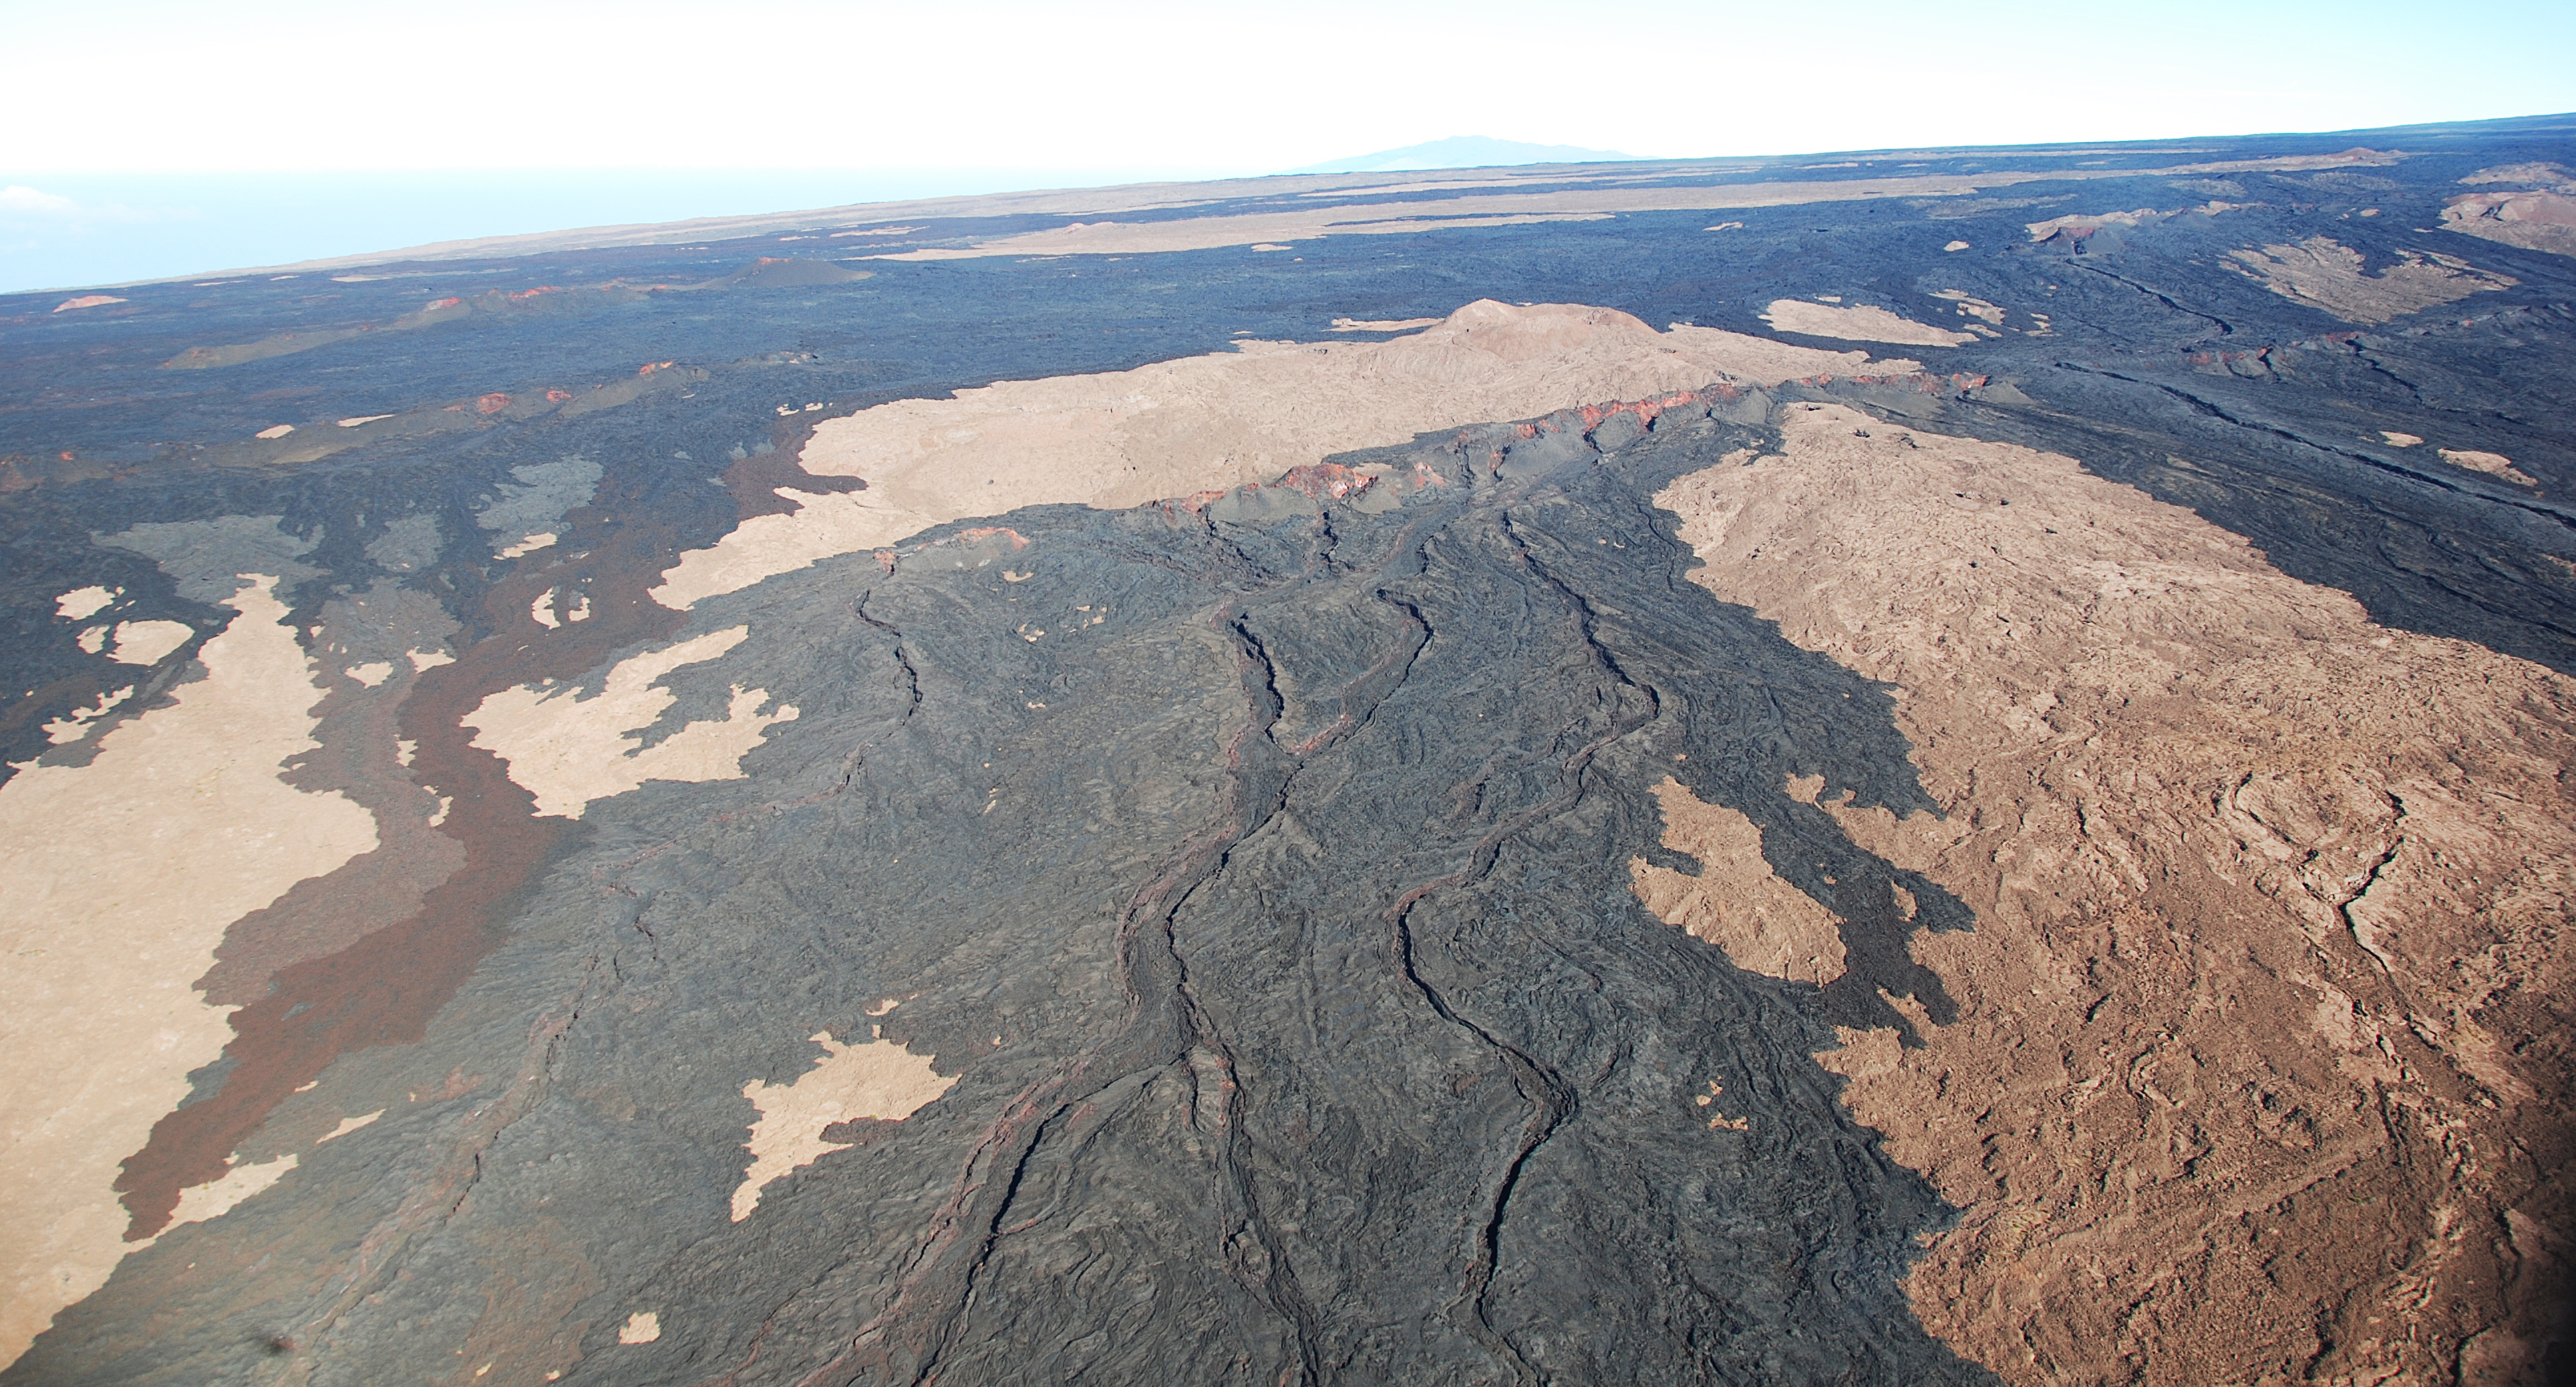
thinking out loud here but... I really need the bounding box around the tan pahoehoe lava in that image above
[229,149,2396,276]
[462,627,800,819]
[2022,202,2239,242]
[2444,163,2576,259]
[651,300,1921,610]
[1630,776,1847,985]
[0,577,379,1367]
[732,1028,957,1221]
[2439,448,2539,486]
[54,587,115,621]
[1760,299,1975,347]
[1329,317,1443,332]
[850,154,2402,264]
[163,1153,297,1231]
[1654,402,2574,1385]
[104,620,192,666]
[2225,235,2515,323]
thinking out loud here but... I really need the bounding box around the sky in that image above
[4,0,2573,290]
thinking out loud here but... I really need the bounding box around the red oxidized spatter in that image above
[1166,490,1230,518]
[1275,464,1374,500]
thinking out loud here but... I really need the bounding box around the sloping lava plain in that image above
[3,114,2573,1386]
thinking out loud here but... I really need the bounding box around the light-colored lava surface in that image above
[1762,299,1977,346]
[2225,235,2515,323]
[2440,449,2540,486]
[1655,402,2574,1385]
[53,587,114,621]
[0,576,378,1364]
[842,154,2404,265]
[163,1152,297,1232]
[218,149,2402,277]
[103,619,191,666]
[1632,775,1848,985]
[2444,164,2576,259]
[732,1028,957,1222]
[651,300,1921,610]
[462,626,800,819]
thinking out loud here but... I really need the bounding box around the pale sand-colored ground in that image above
[42,689,130,745]
[1630,774,1848,985]
[651,301,1919,611]
[1654,403,2573,1384]
[2381,430,2424,447]
[2464,163,2575,189]
[1928,290,2005,327]
[856,154,2402,264]
[2022,202,2237,242]
[876,208,1617,258]
[164,1153,297,1231]
[1760,299,1975,347]
[315,1110,380,1143]
[106,619,192,665]
[1329,317,1442,332]
[234,150,2395,277]
[0,577,379,1367]
[2225,236,2515,324]
[54,587,114,621]
[462,627,799,820]
[2440,448,2539,486]
[732,1028,957,1221]
[2446,164,2576,259]
[2026,207,2163,240]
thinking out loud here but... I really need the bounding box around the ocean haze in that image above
[9,138,1644,293]
[0,167,1233,294]
[1287,136,1645,174]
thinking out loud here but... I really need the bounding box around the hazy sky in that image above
[7,0,2572,174]
[3,0,2571,291]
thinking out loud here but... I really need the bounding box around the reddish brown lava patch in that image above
[1576,388,1706,431]
[113,474,699,1239]
[1275,463,1374,500]
[722,412,869,524]
[193,684,462,1004]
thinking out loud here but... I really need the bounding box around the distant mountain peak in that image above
[1285,135,1643,176]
